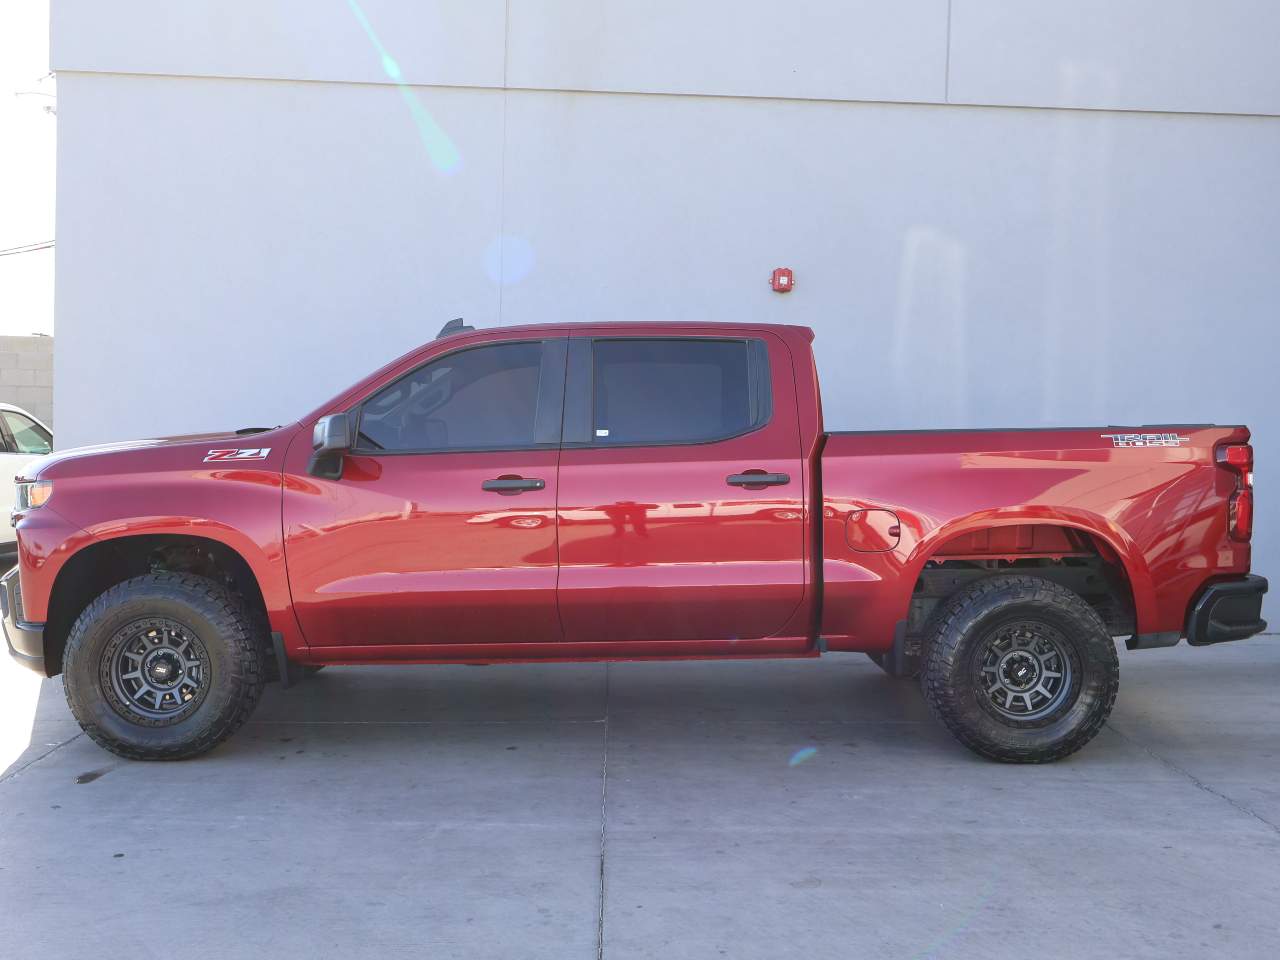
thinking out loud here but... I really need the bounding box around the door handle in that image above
[726,472,790,488]
[482,477,546,493]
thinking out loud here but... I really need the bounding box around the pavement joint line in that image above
[244,718,932,725]
[596,663,611,960]
[0,732,84,785]
[247,718,610,725]
[1108,724,1280,838]
[595,718,933,725]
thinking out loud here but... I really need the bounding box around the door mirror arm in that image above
[308,413,353,479]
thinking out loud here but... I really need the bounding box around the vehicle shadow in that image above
[250,656,931,725]
[3,654,938,778]
[8,638,1279,772]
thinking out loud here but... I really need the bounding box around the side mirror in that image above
[307,413,352,479]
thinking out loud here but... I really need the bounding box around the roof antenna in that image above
[436,317,474,339]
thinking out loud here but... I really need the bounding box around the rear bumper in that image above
[1186,575,1269,646]
[1,564,46,675]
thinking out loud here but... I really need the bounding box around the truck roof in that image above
[306,320,816,424]
[436,320,816,340]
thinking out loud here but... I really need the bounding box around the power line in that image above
[0,241,54,258]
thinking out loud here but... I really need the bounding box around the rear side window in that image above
[590,338,771,445]
[1,412,52,455]
[356,340,562,452]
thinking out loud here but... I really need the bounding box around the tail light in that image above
[1216,444,1254,542]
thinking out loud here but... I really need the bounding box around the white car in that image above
[0,403,53,565]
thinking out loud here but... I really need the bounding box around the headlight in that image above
[15,480,53,511]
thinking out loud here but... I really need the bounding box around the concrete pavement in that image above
[2,638,1278,959]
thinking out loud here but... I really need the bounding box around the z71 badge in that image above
[1100,433,1189,448]
[204,448,272,462]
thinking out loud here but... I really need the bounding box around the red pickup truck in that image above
[3,321,1267,763]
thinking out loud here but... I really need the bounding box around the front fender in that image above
[17,468,297,647]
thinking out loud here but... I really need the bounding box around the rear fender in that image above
[820,505,1154,652]
[906,508,1155,629]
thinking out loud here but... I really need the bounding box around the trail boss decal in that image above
[204,448,272,462]
[1100,433,1190,448]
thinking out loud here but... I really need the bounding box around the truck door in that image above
[282,337,567,649]
[556,332,807,645]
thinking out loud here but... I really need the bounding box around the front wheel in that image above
[62,573,265,760]
[920,575,1118,763]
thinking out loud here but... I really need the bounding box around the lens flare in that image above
[346,0,462,174]
[788,746,818,767]
[909,879,996,959]
[484,234,537,286]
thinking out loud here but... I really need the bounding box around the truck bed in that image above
[817,424,1251,651]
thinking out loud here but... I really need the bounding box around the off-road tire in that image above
[920,575,1119,763]
[62,573,265,760]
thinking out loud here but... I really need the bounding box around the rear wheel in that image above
[920,575,1118,763]
[62,573,265,760]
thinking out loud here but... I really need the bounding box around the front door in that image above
[556,332,807,645]
[283,337,567,650]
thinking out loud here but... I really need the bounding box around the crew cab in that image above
[2,321,1267,762]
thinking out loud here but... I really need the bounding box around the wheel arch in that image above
[42,532,272,677]
[905,509,1156,633]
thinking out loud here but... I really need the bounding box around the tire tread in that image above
[920,574,1119,763]
[62,572,265,761]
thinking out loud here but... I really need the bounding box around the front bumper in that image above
[1,564,46,675]
[1187,575,1269,646]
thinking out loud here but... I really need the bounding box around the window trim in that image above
[562,336,775,450]
[349,338,568,456]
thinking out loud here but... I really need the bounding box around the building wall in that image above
[51,2,1280,598]
[0,336,53,427]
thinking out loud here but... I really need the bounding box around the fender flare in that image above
[902,507,1157,632]
[59,518,299,642]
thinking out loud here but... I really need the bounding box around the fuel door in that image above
[845,508,901,553]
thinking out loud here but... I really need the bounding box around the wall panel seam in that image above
[48,70,1280,122]
[944,0,953,103]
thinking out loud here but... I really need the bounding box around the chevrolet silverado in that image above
[3,321,1267,762]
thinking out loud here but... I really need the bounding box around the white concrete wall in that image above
[0,336,53,426]
[52,2,1280,597]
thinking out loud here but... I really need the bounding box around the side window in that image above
[1,412,52,455]
[590,338,772,445]
[356,341,556,452]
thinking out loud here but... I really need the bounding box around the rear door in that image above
[556,332,807,645]
[283,337,567,650]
